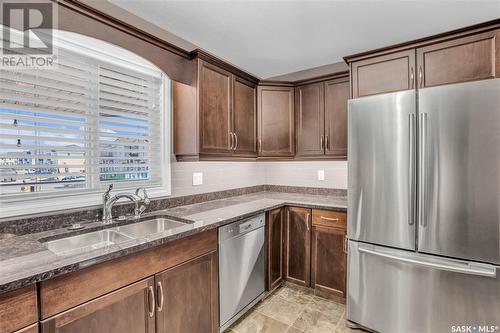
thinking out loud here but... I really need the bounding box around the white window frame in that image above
[0,30,171,218]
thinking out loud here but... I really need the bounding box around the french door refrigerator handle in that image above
[408,113,415,225]
[419,112,428,227]
[357,245,496,278]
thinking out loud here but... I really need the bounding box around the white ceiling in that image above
[109,0,500,79]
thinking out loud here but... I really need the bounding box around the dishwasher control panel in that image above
[218,214,265,241]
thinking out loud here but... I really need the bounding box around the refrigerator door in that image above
[347,240,499,333]
[418,79,500,264]
[348,90,416,250]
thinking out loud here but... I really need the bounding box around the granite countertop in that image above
[0,191,346,294]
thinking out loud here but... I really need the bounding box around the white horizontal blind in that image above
[0,45,164,200]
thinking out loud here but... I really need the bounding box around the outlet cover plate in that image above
[318,170,325,181]
[192,172,203,186]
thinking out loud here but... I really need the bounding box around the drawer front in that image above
[312,209,346,229]
[0,285,38,333]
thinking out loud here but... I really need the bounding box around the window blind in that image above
[0,46,164,199]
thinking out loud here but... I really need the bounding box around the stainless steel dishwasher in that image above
[219,214,265,331]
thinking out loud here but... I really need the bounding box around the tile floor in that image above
[225,284,366,333]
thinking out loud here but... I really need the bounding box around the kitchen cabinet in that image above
[257,85,295,158]
[0,284,38,333]
[350,49,416,98]
[199,60,232,155]
[311,225,347,298]
[416,30,500,88]
[41,278,155,333]
[284,207,311,286]
[13,324,38,333]
[295,82,325,157]
[266,208,284,292]
[295,74,349,159]
[155,251,218,333]
[173,58,258,161]
[325,77,349,158]
[232,76,257,157]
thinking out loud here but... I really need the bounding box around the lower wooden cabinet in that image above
[13,323,38,333]
[41,278,155,333]
[0,284,38,333]
[284,207,311,286]
[266,208,284,291]
[155,251,218,333]
[311,225,347,298]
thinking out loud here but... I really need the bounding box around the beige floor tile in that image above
[232,312,290,333]
[292,308,339,333]
[275,285,314,305]
[307,295,344,324]
[285,326,307,333]
[256,293,305,325]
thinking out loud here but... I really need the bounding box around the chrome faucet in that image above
[102,185,150,223]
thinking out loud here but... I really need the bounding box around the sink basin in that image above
[117,218,186,238]
[45,230,133,255]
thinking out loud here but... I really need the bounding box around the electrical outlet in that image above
[318,170,325,181]
[192,172,203,186]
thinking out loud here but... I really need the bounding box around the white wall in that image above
[170,160,347,197]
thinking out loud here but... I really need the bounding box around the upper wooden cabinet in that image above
[351,49,416,98]
[173,59,258,161]
[257,85,295,158]
[416,30,500,88]
[295,82,325,157]
[199,61,232,155]
[295,74,349,159]
[347,23,500,98]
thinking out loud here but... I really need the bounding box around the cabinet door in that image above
[311,226,347,298]
[351,49,416,98]
[295,82,325,157]
[41,278,155,333]
[284,207,311,286]
[267,208,284,292]
[324,77,349,158]
[13,324,38,333]
[233,76,257,157]
[257,86,295,157]
[0,285,37,333]
[199,60,232,155]
[155,251,218,333]
[416,30,500,88]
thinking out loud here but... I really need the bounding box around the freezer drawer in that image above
[347,241,499,333]
[418,78,500,264]
[348,90,416,250]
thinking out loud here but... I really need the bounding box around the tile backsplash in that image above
[170,160,347,197]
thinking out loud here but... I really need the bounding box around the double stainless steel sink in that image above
[44,217,187,255]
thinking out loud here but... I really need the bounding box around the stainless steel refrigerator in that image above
[347,79,500,333]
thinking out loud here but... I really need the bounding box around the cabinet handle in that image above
[306,213,310,231]
[320,135,324,150]
[229,132,233,150]
[418,66,423,88]
[410,67,414,89]
[320,216,339,221]
[147,285,155,318]
[234,133,238,150]
[258,139,262,152]
[156,281,164,312]
[325,135,329,150]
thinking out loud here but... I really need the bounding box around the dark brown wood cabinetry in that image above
[257,85,295,158]
[155,252,218,333]
[295,83,325,157]
[266,208,284,292]
[295,74,349,159]
[284,207,311,286]
[199,61,232,155]
[41,278,155,333]
[416,30,500,88]
[174,59,257,160]
[347,23,500,98]
[0,285,38,333]
[350,49,416,98]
